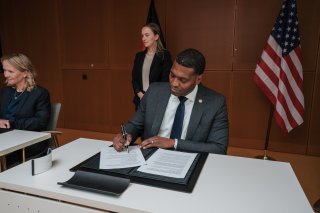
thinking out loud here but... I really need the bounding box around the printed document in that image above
[99,146,146,169]
[137,149,197,178]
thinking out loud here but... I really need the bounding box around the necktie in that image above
[170,96,187,139]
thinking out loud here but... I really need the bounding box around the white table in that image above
[0,130,51,171]
[0,138,314,213]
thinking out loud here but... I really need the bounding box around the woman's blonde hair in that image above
[1,53,37,92]
[143,23,165,53]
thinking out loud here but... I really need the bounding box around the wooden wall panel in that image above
[234,0,281,70]
[108,69,135,133]
[166,0,235,70]
[58,0,108,69]
[234,0,320,71]
[202,72,232,100]
[230,71,270,149]
[308,44,320,156]
[108,0,149,70]
[230,71,314,154]
[201,71,232,118]
[298,0,320,71]
[63,70,110,132]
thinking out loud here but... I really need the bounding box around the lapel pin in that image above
[198,99,203,103]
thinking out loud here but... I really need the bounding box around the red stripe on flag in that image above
[281,57,304,117]
[276,84,298,128]
[258,57,279,86]
[274,109,290,133]
[265,42,281,66]
[284,50,303,91]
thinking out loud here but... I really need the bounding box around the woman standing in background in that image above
[131,23,172,110]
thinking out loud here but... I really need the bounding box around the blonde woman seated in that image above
[0,53,50,167]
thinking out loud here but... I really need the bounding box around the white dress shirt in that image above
[158,85,198,148]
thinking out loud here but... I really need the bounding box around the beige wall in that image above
[1,0,319,155]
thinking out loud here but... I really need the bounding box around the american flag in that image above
[254,0,304,133]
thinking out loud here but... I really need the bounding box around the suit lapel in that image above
[149,54,159,80]
[151,86,171,135]
[186,85,205,140]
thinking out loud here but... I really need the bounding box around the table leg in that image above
[22,148,26,162]
[0,156,6,171]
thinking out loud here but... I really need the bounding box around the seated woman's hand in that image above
[0,119,10,128]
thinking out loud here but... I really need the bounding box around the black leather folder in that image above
[58,170,130,196]
[70,148,208,193]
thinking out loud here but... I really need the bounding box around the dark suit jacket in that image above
[131,49,172,108]
[0,85,50,131]
[126,82,229,154]
[0,85,51,166]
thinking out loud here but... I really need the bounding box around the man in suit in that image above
[113,48,228,154]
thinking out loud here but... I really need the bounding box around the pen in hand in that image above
[121,124,129,153]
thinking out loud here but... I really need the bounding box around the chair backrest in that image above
[47,103,61,131]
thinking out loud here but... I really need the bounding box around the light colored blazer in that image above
[126,82,229,154]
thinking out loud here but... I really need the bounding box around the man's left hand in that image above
[139,136,175,149]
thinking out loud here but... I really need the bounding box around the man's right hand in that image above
[112,133,132,152]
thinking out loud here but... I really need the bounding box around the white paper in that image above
[137,149,197,178]
[99,146,146,169]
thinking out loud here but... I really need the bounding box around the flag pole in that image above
[256,103,275,160]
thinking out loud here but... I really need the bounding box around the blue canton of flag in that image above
[271,0,300,56]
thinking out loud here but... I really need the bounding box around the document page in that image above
[99,146,146,169]
[137,149,197,178]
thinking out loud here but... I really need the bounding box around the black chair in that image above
[44,103,62,148]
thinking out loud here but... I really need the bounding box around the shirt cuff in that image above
[174,139,178,149]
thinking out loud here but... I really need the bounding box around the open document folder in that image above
[100,146,197,179]
[70,146,208,192]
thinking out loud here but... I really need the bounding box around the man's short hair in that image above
[175,48,206,75]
